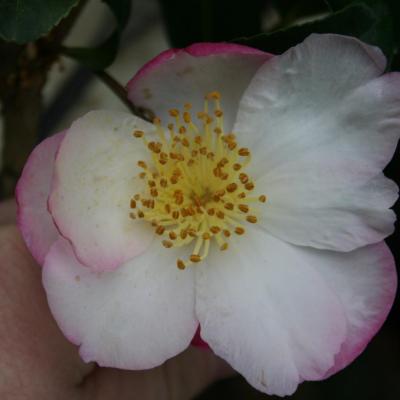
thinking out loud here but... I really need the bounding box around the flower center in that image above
[130,91,266,269]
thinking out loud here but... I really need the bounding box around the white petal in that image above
[16,132,64,264]
[49,110,155,271]
[235,34,387,154]
[43,238,197,369]
[258,173,398,251]
[127,43,271,131]
[195,229,347,396]
[234,34,400,250]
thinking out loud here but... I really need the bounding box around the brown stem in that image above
[94,70,155,122]
[0,42,47,198]
[0,1,87,199]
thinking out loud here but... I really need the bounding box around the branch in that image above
[94,70,155,122]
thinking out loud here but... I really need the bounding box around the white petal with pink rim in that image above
[43,237,197,369]
[127,42,272,131]
[49,110,156,272]
[235,34,400,252]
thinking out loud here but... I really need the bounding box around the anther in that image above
[259,195,267,203]
[133,130,144,138]
[130,199,136,209]
[156,225,165,235]
[216,210,225,219]
[238,204,249,213]
[246,215,258,223]
[245,182,255,191]
[169,109,179,117]
[190,254,202,263]
[223,229,231,237]
[233,163,242,171]
[239,173,249,184]
[210,226,221,234]
[169,231,177,240]
[177,259,186,270]
[160,178,168,188]
[224,202,234,210]
[207,91,221,100]
[188,228,197,237]
[235,227,245,235]
[226,183,238,193]
[238,148,250,156]
[162,240,173,248]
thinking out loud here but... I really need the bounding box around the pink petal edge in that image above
[16,132,65,265]
[325,242,397,378]
[126,42,270,97]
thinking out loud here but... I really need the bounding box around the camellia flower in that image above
[16,34,399,396]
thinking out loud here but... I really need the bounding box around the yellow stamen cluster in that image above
[129,91,267,269]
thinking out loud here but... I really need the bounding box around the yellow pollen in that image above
[162,240,173,248]
[190,254,202,263]
[235,227,245,235]
[133,130,144,138]
[223,229,231,237]
[169,109,179,117]
[129,92,266,269]
[238,148,250,156]
[238,204,249,213]
[259,195,267,203]
[246,215,258,223]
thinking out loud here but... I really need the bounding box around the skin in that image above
[0,200,233,400]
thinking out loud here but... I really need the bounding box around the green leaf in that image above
[323,1,395,57]
[359,2,394,58]
[62,31,119,71]
[61,0,131,70]
[0,0,79,43]
[158,0,265,47]
[235,4,377,54]
[323,0,353,11]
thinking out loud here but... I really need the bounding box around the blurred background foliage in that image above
[0,0,399,398]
